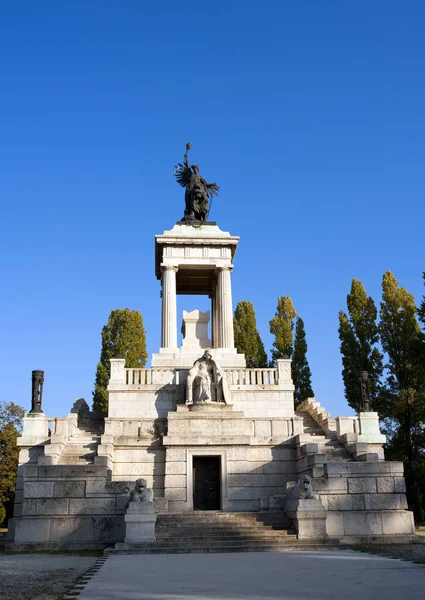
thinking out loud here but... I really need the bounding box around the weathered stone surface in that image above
[343,511,382,535]
[49,516,94,541]
[228,487,252,501]
[68,498,116,515]
[227,461,249,474]
[165,448,186,461]
[394,477,407,493]
[54,481,85,498]
[247,448,272,461]
[23,498,69,516]
[389,462,404,475]
[24,482,54,498]
[114,463,161,477]
[165,461,186,475]
[326,511,344,536]
[376,477,395,494]
[364,493,408,511]
[325,462,391,477]
[348,478,377,494]
[114,449,165,463]
[164,488,186,501]
[86,479,109,496]
[381,510,415,535]
[22,465,38,479]
[226,447,248,461]
[324,494,365,511]
[164,474,186,488]
[14,517,51,542]
[254,421,271,437]
[37,466,63,479]
[314,479,348,493]
[271,420,289,436]
[60,465,108,478]
[92,516,125,541]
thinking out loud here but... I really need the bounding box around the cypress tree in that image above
[379,271,425,521]
[338,279,383,412]
[93,308,148,412]
[233,300,268,368]
[269,296,296,363]
[292,317,314,406]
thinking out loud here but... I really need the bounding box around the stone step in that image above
[157,532,296,540]
[156,513,292,526]
[156,521,292,529]
[158,512,288,519]
[156,521,291,529]
[152,537,297,548]
[156,523,292,531]
[109,540,338,555]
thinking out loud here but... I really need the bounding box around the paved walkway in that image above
[76,549,425,600]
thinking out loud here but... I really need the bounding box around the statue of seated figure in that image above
[186,350,231,405]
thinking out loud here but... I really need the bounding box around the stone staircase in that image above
[58,416,104,465]
[296,411,351,463]
[111,512,325,554]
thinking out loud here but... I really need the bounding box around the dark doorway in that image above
[193,456,221,510]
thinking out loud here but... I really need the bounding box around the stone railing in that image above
[109,358,293,389]
[125,368,185,386]
[224,368,277,386]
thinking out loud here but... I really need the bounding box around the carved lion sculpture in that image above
[287,474,316,500]
[126,478,154,503]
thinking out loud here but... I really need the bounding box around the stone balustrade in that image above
[125,368,185,386]
[225,368,277,386]
[121,367,279,388]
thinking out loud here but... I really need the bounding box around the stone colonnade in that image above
[160,264,234,350]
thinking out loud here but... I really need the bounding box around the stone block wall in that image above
[316,462,415,538]
[12,464,132,549]
[164,444,297,513]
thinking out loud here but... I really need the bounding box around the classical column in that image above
[216,266,234,349]
[161,265,178,348]
[211,293,219,349]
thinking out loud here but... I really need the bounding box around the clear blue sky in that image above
[1,1,424,418]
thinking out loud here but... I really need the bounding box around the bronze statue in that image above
[174,143,220,223]
[359,370,371,412]
[30,370,44,413]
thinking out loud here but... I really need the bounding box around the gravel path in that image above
[0,553,99,600]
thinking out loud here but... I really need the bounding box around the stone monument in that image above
[8,145,417,550]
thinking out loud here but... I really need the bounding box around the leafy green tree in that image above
[379,271,425,521]
[338,279,383,412]
[269,296,296,363]
[233,300,268,368]
[0,401,25,526]
[292,317,314,406]
[93,309,148,412]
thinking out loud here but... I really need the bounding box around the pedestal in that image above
[286,498,328,539]
[124,502,157,543]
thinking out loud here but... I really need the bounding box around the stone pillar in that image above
[124,502,157,543]
[216,266,234,349]
[211,293,219,349]
[109,358,126,386]
[286,498,328,539]
[161,265,178,349]
[276,358,293,385]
